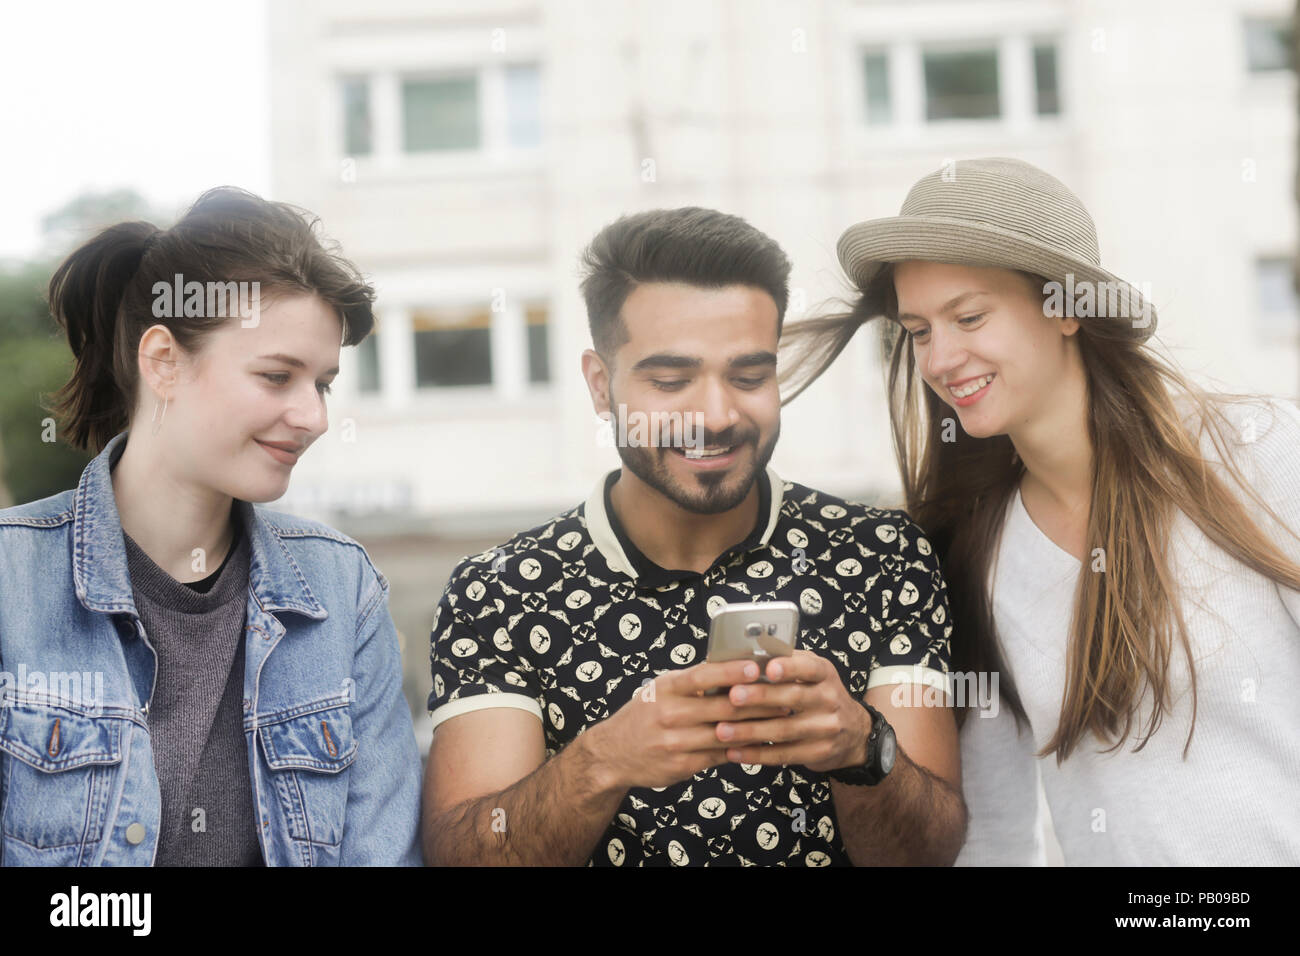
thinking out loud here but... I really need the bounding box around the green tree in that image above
[0,189,165,504]
[0,264,88,505]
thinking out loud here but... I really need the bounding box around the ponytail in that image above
[47,221,161,453]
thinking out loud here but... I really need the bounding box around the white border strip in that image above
[584,471,640,578]
[867,664,953,700]
[757,466,784,545]
[429,692,543,733]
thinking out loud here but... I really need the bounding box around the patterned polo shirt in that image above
[428,467,954,866]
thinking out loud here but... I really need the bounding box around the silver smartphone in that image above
[703,600,799,693]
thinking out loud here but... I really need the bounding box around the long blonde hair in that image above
[780,264,1300,761]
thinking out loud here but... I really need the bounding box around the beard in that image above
[608,384,779,516]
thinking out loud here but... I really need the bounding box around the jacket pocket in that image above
[257,702,356,848]
[0,700,126,850]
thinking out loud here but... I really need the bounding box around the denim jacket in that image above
[0,431,422,865]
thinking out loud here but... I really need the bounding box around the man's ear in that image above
[581,348,613,415]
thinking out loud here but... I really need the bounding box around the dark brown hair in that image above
[47,186,375,453]
[780,262,1300,761]
[578,207,791,361]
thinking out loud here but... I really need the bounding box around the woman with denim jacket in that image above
[0,188,422,865]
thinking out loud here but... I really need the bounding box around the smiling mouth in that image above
[948,373,995,399]
[674,445,735,460]
[256,440,301,465]
[665,441,751,470]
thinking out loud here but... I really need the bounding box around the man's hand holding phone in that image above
[712,649,872,774]
[583,659,792,791]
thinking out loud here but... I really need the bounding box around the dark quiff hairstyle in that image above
[578,207,792,360]
[47,186,376,453]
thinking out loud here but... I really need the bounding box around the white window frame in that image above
[330,59,543,180]
[320,14,545,182]
[334,266,556,416]
[838,1,1067,153]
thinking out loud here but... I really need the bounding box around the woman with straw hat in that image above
[780,157,1300,865]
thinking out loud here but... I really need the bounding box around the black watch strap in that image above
[827,700,894,786]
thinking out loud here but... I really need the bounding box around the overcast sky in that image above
[0,0,271,260]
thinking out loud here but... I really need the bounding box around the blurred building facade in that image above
[267,0,1298,534]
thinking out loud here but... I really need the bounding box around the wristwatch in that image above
[826,701,896,785]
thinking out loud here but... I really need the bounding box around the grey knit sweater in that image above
[123,517,263,866]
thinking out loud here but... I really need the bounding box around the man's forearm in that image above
[424,727,628,866]
[831,745,968,866]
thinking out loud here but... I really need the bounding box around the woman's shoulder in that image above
[1178,393,1300,471]
[0,494,78,613]
[0,489,76,534]
[1175,395,1300,536]
[251,505,388,593]
[254,504,362,547]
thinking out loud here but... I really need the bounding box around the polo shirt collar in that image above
[584,465,784,582]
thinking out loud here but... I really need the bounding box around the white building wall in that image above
[267,0,1300,529]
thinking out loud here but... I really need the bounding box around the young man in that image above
[422,208,966,866]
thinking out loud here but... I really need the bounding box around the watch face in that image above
[880,728,897,773]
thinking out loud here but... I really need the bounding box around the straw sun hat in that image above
[836,157,1157,340]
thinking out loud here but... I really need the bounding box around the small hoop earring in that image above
[151,396,169,436]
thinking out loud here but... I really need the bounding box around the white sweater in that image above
[955,397,1300,866]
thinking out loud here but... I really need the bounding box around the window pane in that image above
[1244,18,1292,72]
[506,63,542,147]
[923,48,999,120]
[1033,43,1059,115]
[863,51,891,125]
[1256,258,1299,338]
[402,76,480,152]
[412,306,492,386]
[355,333,380,393]
[526,306,550,383]
[414,328,492,385]
[342,77,372,156]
